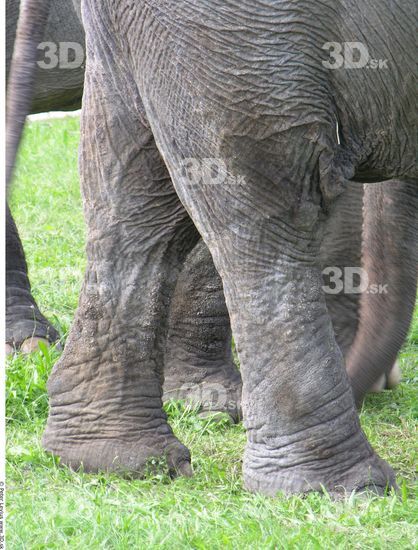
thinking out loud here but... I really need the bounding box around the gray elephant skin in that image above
[6,0,242,421]
[6,0,416,400]
[41,0,416,496]
[7,0,418,496]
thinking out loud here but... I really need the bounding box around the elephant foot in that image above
[163,360,242,422]
[370,361,401,393]
[6,336,52,356]
[244,453,396,498]
[5,343,14,355]
[6,305,60,353]
[243,430,396,497]
[21,336,52,353]
[42,427,192,478]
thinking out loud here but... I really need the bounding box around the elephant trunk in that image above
[346,181,418,405]
[6,0,52,189]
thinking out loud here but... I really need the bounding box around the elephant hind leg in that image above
[320,185,363,358]
[145,112,396,495]
[42,23,198,477]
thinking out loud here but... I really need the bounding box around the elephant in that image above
[167,184,417,409]
[6,0,415,406]
[6,0,85,353]
[6,0,242,419]
[7,0,417,495]
[38,0,416,496]
[6,0,84,111]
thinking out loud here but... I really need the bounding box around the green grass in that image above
[7,117,418,549]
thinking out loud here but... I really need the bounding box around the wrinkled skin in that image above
[6,2,412,414]
[6,0,242,418]
[40,0,417,496]
[171,184,416,408]
[164,241,242,421]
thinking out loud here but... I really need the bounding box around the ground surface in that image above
[6,117,418,549]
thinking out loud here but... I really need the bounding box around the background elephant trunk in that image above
[6,0,52,188]
[346,181,418,405]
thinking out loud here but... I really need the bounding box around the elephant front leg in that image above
[164,240,242,422]
[42,57,196,477]
[6,202,59,353]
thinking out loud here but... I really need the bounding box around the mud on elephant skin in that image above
[6,0,241,419]
[6,0,239,413]
[39,0,417,496]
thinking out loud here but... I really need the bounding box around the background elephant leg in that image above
[321,186,363,357]
[6,202,59,353]
[346,181,418,405]
[163,239,242,421]
[42,30,198,476]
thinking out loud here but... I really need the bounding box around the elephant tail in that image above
[6,0,52,190]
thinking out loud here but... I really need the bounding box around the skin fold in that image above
[7,0,417,495]
[6,0,411,401]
